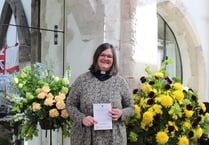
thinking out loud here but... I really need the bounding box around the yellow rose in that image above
[47,93,54,99]
[37,92,47,99]
[32,103,41,112]
[44,98,55,106]
[49,108,59,118]
[55,93,66,102]
[61,109,69,119]
[41,86,50,93]
[56,101,65,110]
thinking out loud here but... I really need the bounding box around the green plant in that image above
[126,59,209,145]
[6,63,71,140]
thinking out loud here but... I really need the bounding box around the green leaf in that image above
[145,66,152,75]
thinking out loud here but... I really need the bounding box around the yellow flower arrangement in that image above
[6,63,71,140]
[126,59,209,145]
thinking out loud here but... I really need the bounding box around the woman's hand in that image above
[82,116,97,127]
[110,108,122,121]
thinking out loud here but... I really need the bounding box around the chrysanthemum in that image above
[173,90,184,102]
[159,95,173,107]
[140,97,148,108]
[142,111,154,123]
[126,59,209,145]
[200,103,206,112]
[134,105,141,118]
[184,109,194,118]
[149,104,163,115]
[195,127,203,139]
[154,72,164,78]
[178,136,189,145]
[205,113,209,122]
[156,131,169,144]
[183,120,191,130]
[173,82,183,91]
[142,84,152,94]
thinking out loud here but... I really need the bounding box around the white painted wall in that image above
[40,0,65,77]
[181,0,209,102]
[65,0,107,84]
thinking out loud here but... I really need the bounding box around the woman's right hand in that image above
[82,116,97,127]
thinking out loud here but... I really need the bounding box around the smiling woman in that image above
[66,43,135,145]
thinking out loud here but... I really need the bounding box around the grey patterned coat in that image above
[66,72,134,145]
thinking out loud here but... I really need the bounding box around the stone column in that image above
[119,0,137,90]
[119,0,158,90]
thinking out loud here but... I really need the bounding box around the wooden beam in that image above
[0,0,31,62]
[31,0,41,63]
[0,2,12,47]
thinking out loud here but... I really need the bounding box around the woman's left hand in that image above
[110,108,122,121]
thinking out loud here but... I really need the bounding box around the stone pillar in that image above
[119,0,137,90]
[119,0,158,90]
[102,0,120,46]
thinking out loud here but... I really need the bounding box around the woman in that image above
[66,43,134,145]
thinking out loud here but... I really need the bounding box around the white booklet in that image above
[93,103,112,130]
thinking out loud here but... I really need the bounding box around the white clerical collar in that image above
[100,71,106,74]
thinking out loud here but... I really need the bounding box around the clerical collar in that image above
[91,70,112,81]
[100,71,106,74]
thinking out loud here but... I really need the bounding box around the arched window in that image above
[157,14,182,80]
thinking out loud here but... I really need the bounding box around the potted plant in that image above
[126,59,209,145]
[6,63,71,140]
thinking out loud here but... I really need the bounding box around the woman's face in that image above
[97,48,113,72]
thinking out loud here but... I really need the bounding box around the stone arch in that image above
[157,1,206,100]
[0,0,31,62]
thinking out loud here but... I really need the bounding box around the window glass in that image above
[158,14,182,80]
